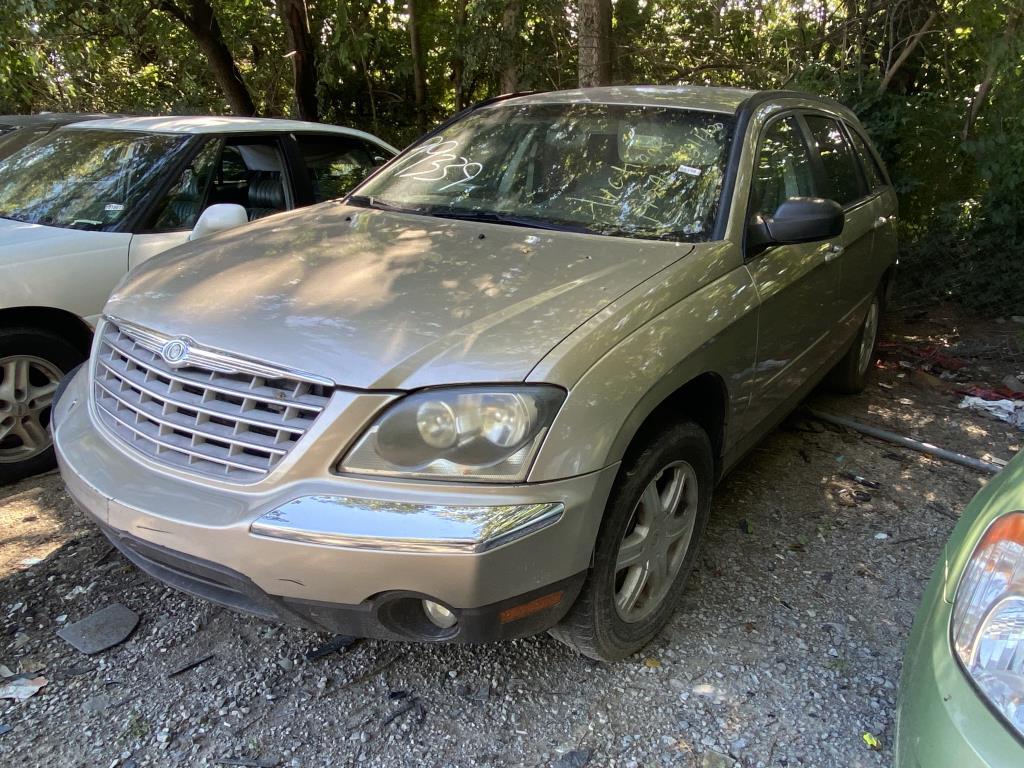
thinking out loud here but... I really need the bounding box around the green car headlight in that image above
[338,386,565,482]
[952,511,1024,739]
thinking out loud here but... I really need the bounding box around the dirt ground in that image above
[1,306,1022,768]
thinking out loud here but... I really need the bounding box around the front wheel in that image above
[549,421,713,661]
[0,328,86,485]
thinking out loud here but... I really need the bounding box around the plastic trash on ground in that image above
[959,395,1024,430]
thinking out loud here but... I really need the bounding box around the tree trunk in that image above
[500,0,522,93]
[408,0,428,132]
[962,6,1021,140]
[278,0,318,122]
[578,0,612,87]
[877,9,938,95]
[155,0,257,115]
[451,0,467,109]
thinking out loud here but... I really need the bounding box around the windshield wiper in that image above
[593,226,695,242]
[347,197,594,234]
[346,194,423,214]
[428,210,595,234]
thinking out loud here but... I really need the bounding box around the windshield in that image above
[0,128,191,231]
[353,102,733,241]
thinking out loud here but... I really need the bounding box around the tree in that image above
[278,0,318,121]
[500,0,522,93]
[407,0,429,133]
[153,0,257,115]
[451,0,469,109]
[578,0,612,87]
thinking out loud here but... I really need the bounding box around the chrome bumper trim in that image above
[250,496,565,553]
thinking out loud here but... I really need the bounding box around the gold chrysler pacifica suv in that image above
[53,86,897,661]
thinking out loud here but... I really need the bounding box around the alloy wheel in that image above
[857,300,880,375]
[0,355,63,464]
[613,460,700,623]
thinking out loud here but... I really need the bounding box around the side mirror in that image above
[188,203,249,241]
[747,197,844,252]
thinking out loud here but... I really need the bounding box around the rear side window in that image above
[296,135,387,203]
[804,114,864,206]
[749,116,816,219]
[208,139,289,221]
[847,128,886,190]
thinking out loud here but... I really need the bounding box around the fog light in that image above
[422,600,457,629]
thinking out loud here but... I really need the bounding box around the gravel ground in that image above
[1,309,1021,768]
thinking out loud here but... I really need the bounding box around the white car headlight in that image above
[952,511,1024,738]
[338,386,565,481]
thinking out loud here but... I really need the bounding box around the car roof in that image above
[64,115,393,146]
[501,85,859,121]
[0,113,115,129]
[509,85,756,113]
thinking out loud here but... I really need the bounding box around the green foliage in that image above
[1,0,1022,312]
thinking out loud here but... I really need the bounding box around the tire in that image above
[0,328,87,485]
[826,291,881,395]
[549,421,714,661]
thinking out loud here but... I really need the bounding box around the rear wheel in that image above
[827,292,881,394]
[0,328,86,485]
[549,421,713,661]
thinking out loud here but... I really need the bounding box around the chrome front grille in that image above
[92,319,331,482]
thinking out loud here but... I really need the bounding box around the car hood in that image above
[0,217,128,266]
[107,205,694,390]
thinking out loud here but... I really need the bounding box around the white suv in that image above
[0,116,396,482]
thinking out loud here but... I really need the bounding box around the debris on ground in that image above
[553,748,594,768]
[56,603,139,654]
[215,756,279,767]
[957,384,1024,401]
[166,652,216,678]
[811,408,1003,474]
[1002,374,1024,394]
[840,471,881,489]
[0,675,48,701]
[700,750,735,768]
[959,395,1024,430]
[304,634,357,661]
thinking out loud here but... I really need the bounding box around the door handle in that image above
[824,244,844,263]
[873,215,889,229]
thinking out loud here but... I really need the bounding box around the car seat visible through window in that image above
[246,172,285,220]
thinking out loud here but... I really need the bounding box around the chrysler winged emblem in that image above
[160,338,191,367]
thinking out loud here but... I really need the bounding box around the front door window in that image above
[749,116,816,219]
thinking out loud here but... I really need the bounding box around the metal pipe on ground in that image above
[807,408,1002,476]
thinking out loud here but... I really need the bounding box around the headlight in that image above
[338,386,565,481]
[952,511,1024,738]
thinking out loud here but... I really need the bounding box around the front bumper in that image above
[54,368,616,641]
[895,556,1023,767]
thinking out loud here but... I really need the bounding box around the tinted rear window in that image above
[847,128,886,190]
[805,115,864,206]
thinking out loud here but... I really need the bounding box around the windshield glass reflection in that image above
[354,103,734,242]
[0,129,190,231]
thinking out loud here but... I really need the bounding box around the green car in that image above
[896,450,1024,766]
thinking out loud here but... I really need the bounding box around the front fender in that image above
[527,253,758,483]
